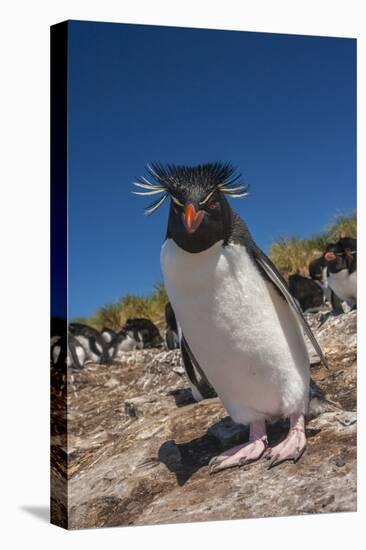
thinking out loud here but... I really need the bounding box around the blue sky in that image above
[67,20,356,319]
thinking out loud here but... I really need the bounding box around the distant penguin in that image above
[68,323,111,364]
[324,238,357,309]
[309,255,344,314]
[113,329,144,355]
[134,162,328,472]
[122,318,163,348]
[164,302,180,350]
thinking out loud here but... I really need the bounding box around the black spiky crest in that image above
[132,162,249,215]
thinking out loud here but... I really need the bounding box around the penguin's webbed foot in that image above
[209,420,267,474]
[265,412,306,469]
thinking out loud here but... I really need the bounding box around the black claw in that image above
[268,454,281,469]
[293,446,306,463]
[208,460,221,474]
[209,460,235,474]
[293,446,301,463]
[268,446,307,469]
[208,456,229,474]
[208,456,218,468]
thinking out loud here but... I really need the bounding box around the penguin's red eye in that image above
[207,200,218,210]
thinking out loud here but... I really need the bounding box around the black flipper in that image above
[180,333,217,401]
[250,245,329,369]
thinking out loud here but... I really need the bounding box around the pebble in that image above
[336,412,357,427]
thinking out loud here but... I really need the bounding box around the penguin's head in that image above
[324,241,342,262]
[133,163,249,252]
[324,242,356,273]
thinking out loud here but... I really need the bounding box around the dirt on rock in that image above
[51,310,357,529]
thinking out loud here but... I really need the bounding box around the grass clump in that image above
[74,283,169,331]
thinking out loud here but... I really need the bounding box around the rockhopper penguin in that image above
[308,256,344,315]
[134,163,328,471]
[324,238,357,309]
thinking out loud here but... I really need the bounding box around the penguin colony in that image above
[134,162,355,472]
[51,317,164,370]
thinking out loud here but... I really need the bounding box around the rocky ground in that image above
[51,310,357,529]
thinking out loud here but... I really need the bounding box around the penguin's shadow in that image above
[158,418,321,486]
[158,433,221,486]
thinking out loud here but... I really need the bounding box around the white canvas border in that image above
[0,1,364,548]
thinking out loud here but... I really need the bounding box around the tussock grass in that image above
[74,212,356,330]
[74,283,169,331]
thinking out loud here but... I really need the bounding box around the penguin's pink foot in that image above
[209,420,267,474]
[265,413,306,469]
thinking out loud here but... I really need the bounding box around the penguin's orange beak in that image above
[183,204,204,234]
[324,251,337,262]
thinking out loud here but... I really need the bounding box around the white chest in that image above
[160,239,309,423]
[328,269,357,306]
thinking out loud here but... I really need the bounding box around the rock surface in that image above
[51,310,357,529]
